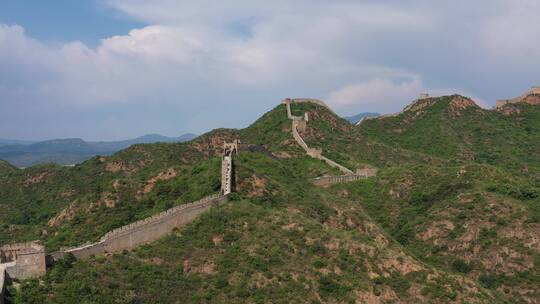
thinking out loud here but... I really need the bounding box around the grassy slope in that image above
[0,132,238,250]
[9,153,498,304]
[351,96,540,302]
[359,96,540,174]
[4,99,540,303]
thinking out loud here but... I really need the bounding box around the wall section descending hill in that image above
[55,194,227,259]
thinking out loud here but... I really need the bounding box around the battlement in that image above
[285,98,357,176]
[0,241,45,280]
[58,193,227,259]
[282,98,336,115]
[0,242,45,263]
[100,194,222,241]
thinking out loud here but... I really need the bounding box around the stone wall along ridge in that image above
[60,194,227,259]
[101,194,222,240]
[285,99,354,175]
[0,242,43,253]
[496,86,540,108]
[283,98,337,115]
[312,174,364,187]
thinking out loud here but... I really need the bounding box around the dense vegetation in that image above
[2,96,540,303]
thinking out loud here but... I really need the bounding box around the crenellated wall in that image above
[283,98,379,184]
[282,98,337,115]
[312,168,378,187]
[286,99,355,175]
[57,194,227,259]
[312,174,364,187]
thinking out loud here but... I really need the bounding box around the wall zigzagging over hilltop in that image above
[282,98,378,181]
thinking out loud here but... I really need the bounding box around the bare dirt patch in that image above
[448,96,478,117]
[23,172,49,186]
[137,168,177,198]
[239,174,268,198]
[48,202,77,227]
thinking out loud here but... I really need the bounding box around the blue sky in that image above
[1,0,540,141]
[0,0,143,46]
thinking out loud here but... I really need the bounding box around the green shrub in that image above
[451,259,472,273]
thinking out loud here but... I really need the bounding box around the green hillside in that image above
[0,160,17,176]
[2,98,540,303]
[359,95,540,174]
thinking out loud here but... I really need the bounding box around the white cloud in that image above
[1,1,540,139]
[480,0,540,61]
[328,76,424,112]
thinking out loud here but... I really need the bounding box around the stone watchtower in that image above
[221,140,238,195]
[0,241,46,280]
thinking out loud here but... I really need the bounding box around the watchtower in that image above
[221,140,238,195]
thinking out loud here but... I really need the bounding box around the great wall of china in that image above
[0,141,237,300]
[4,88,539,300]
[282,98,377,183]
[55,194,228,259]
[0,99,377,300]
[496,86,540,108]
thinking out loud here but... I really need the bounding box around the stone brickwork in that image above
[312,174,364,187]
[312,168,378,187]
[56,194,227,259]
[221,141,238,195]
[0,242,46,280]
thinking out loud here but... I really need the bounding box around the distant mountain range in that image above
[0,138,36,147]
[0,133,197,167]
[343,112,380,124]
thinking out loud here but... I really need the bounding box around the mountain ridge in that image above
[0,133,197,167]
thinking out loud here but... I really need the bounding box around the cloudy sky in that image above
[1,0,539,141]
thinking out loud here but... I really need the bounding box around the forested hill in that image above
[2,96,540,303]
